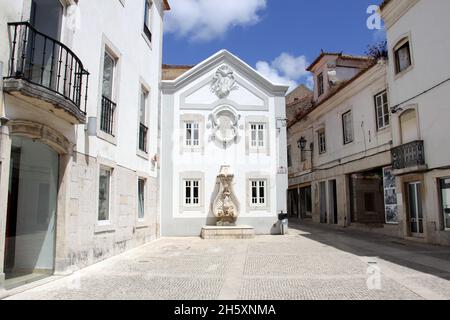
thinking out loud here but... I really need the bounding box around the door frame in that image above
[405,181,424,238]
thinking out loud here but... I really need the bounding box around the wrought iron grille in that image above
[100,95,116,136]
[6,22,89,113]
[392,140,426,170]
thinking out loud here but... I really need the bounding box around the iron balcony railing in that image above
[392,140,426,170]
[6,22,89,114]
[139,123,148,152]
[100,95,116,136]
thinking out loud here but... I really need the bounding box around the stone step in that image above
[201,226,255,240]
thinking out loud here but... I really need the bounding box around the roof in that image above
[162,64,195,80]
[163,0,171,10]
[161,49,289,96]
[306,51,372,72]
[380,0,391,10]
[288,60,378,129]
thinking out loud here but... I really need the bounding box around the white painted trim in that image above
[161,50,289,96]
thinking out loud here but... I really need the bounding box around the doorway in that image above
[319,182,327,223]
[329,180,338,224]
[26,0,64,88]
[407,182,424,237]
[287,189,299,218]
[299,186,312,219]
[4,136,59,289]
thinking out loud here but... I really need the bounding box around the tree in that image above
[366,40,388,60]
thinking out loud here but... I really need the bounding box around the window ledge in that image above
[136,220,150,229]
[377,125,391,133]
[394,65,413,80]
[94,222,116,234]
[137,149,149,160]
[97,130,117,145]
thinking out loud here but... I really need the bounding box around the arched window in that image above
[399,108,418,144]
[394,37,412,74]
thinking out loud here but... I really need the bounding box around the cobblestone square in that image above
[3,223,450,300]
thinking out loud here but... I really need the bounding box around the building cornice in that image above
[381,0,419,30]
[289,61,387,129]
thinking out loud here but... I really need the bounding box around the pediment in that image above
[161,50,289,102]
[180,69,267,110]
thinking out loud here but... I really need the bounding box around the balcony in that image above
[3,22,89,124]
[392,140,428,175]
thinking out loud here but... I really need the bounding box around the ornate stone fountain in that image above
[212,165,239,226]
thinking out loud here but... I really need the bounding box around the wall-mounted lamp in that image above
[297,136,313,152]
[85,117,97,136]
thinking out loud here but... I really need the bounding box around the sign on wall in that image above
[383,166,398,224]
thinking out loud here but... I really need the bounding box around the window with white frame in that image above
[250,179,266,206]
[184,179,200,206]
[98,167,112,222]
[100,50,117,136]
[394,39,412,74]
[342,110,354,145]
[375,91,389,130]
[317,72,324,97]
[318,129,326,154]
[143,0,152,41]
[250,123,265,148]
[137,178,145,220]
[185,122,199,147]
[139,87,149,153]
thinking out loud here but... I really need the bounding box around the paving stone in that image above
[4,224,450,300]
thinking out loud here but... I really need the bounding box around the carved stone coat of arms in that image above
[211,65,239,99]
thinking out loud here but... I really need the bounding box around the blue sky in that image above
[163,0,385,89]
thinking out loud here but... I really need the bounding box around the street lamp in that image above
[297,136,313,162]
[298,136,307,151]
[297,136,312,152]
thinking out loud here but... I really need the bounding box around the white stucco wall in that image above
[384,0,450,169]
[161,51,288,236]
[289,62,391,182]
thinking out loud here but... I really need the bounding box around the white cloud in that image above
[256,53,312,93]
[165,0,267,42]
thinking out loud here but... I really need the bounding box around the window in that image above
[137,178,146,219]
[375,91,390,130]
[184,180,200,206]
[287,145,292,167]
[440,178,450,230]
[318,129,326,154]
[251,180,266,206]
[250,124,265,148]
[143,0,152,41]
[100,50,117,135]
[139,87,149,152]
[185,122,199,147]
[395,40,412,74]
[342,111,354,144]
[98,168,112,222]
[317,73,324,97]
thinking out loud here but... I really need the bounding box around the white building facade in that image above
[287,54,395,233]
[160,50,289,236]
[0,0,169,290]
[381,0,450,245]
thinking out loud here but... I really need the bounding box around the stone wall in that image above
[62,151,159,271]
